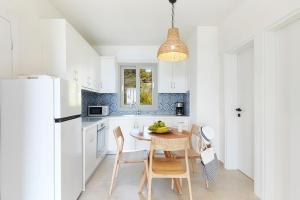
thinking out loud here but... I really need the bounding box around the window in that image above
[120,64,157,110]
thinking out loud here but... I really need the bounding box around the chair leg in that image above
[180,178,183,187]
[139,169,147,193]
[115,163,120,178]
[109,158,119,195]
[187,177,193,200]
[147,177,152,200]
[205,179,209,189]
[171,179,174,190]
[144,160,149,180]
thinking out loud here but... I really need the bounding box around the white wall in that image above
[186,27,222,161]
[94,45,159,63]
[220,0,300,199]
[196,27,221,161]
[220,0,300,51]
[186,29,197,124]
[0,0,62,75]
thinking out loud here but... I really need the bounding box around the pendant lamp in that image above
[157,0,188,62]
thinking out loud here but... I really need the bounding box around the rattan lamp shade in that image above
[157,27,188,62]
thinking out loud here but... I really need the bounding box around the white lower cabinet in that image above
[107,118,136,153]
[84,125,97,182]
[107,116,190,153]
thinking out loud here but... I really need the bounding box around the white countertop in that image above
[82,117,107,129]
[107,114,190,118]
[82,115,190,130]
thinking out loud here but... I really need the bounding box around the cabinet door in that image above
[158,61,173,93]
[100,56,117,93]
[107,118,135,153]
[40,19,68,78]
[0,17,13,78]
[84,126,97,181]
[173,61,187,93]
[66,23,82,83]
[92,57,101,91]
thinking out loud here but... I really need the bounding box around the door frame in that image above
[223,8,300,200]
[0,15,14,77]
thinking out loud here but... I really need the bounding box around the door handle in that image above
[235,108,242,112]
[236,108,242,117]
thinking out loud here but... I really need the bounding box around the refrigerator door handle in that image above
[55,114,81,123]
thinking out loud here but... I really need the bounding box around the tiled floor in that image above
[79,156,259,200]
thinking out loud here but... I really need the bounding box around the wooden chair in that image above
[172,124,211,188]
[109,127,148,195]
[172,124,201,172]
[147,137,193,200]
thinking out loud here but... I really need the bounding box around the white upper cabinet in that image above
[0,17,13,78]
[158,61,173,93]
[40,19,101,91]
[158,61,188,93]
[99,56,117,93]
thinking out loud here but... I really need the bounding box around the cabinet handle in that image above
[171,82,175,89]
[73,70,78,81]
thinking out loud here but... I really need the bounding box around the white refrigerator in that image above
[0,76,83,200]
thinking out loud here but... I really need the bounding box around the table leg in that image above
[164,151,183,194]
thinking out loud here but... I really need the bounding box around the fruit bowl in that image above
[149,128,172,134]
[148,121,171,134]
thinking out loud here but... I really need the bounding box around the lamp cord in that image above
[171,3,175,28]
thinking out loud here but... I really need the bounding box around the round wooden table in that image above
[130,128,191,194]
[130,128,191,141]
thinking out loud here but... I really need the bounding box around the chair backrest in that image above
[150,137,189,152]
[189,124,200,149]
[191,124,200,136]
[149,137,190,175]
[113,127,124,154]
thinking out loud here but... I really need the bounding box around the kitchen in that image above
[1,0,300,200]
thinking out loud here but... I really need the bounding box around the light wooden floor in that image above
[79,155,259,200]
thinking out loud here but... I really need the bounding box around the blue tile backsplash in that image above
[82,90,190,117]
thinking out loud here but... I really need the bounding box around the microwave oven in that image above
[88,106,109,117]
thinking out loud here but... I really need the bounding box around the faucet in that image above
[130,102,141,115]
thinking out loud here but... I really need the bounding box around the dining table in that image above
[130,127,192,194]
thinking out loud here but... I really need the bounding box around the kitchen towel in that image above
[202,153,219,183]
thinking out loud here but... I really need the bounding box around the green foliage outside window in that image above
[122,66,155,107]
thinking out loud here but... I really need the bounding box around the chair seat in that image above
[119,150,148,163]
[152,158,186,175]
[172,149,201,159]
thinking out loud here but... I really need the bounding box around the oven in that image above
[96,122,106,157]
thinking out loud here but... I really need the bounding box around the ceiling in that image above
[50,0,242,45]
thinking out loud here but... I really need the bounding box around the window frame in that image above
[120,63,158,111]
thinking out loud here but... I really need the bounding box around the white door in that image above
[236,45,254,179]
[58,117,83,200]
[0,17,13,78]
